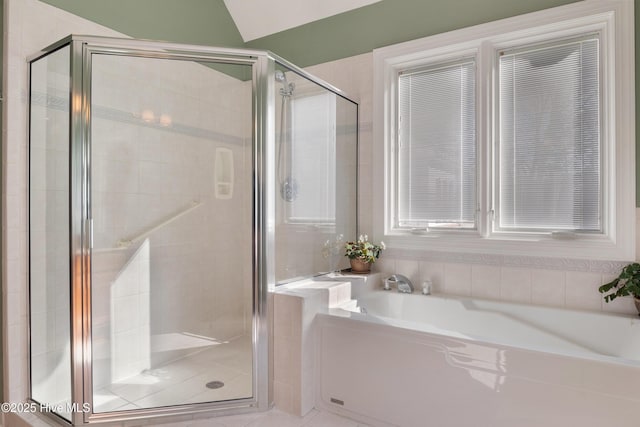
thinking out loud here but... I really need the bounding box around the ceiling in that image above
[223,0,382,42]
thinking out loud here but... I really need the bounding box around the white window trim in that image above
[372,0,635,261]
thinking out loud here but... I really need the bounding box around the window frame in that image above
[493,33,604,235]
[396,56,478,231]
[372,0,635,261]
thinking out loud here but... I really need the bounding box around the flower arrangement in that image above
[344,234,385,264]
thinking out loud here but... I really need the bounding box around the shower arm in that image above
[116,200,202,249]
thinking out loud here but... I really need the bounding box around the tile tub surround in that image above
[372,254,637,316]
[272,273,383,417]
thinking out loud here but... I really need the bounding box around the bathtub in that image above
[316,290,640,427]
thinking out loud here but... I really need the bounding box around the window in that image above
[497,36,601,233]
[373,0,635,260]
[398,59,476,229]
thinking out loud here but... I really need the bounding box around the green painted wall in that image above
[245,0,580,67]
[39,0,582,68]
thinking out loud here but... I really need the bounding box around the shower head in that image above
[275,70,295,97]
[275,69,287,83]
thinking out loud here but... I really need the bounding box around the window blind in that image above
[498,36,601,232]
[397,59,476,228]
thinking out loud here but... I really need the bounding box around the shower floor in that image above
[94,334,253,412]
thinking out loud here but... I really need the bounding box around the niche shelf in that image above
[215,147,234,199]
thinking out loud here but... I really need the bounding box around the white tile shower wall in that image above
[87,51,251,387]
[304,53,640,317]
[273,73,356,283]
[89,53,252,376]
[304,54,374,236]
[108,240,151,383]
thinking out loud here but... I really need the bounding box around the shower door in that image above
[29,34,359,425]
[29,44,74,423]
[273,64,359,283]
[88,52,256,413]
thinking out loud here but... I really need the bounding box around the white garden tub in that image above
[316,290,640,427]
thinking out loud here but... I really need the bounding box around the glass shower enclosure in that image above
[27,35,358,425]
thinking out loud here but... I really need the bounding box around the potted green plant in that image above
[598,262,640,315]
[344,234,385,273]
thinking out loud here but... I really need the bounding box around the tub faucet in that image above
[385,274,414,293]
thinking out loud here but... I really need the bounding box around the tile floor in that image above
[164,408,371,427]
[41,333,371,426]
[16,407,370,427]
[93,335,253,412]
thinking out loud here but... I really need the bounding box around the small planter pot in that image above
[349,258,372,273]
[634,297,640,316]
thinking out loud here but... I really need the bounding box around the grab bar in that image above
[116,200,202,248]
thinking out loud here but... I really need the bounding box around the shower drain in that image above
[206,380,225,389]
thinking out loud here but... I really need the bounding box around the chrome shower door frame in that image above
[29,35,275,425]
[28,33,358,426]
